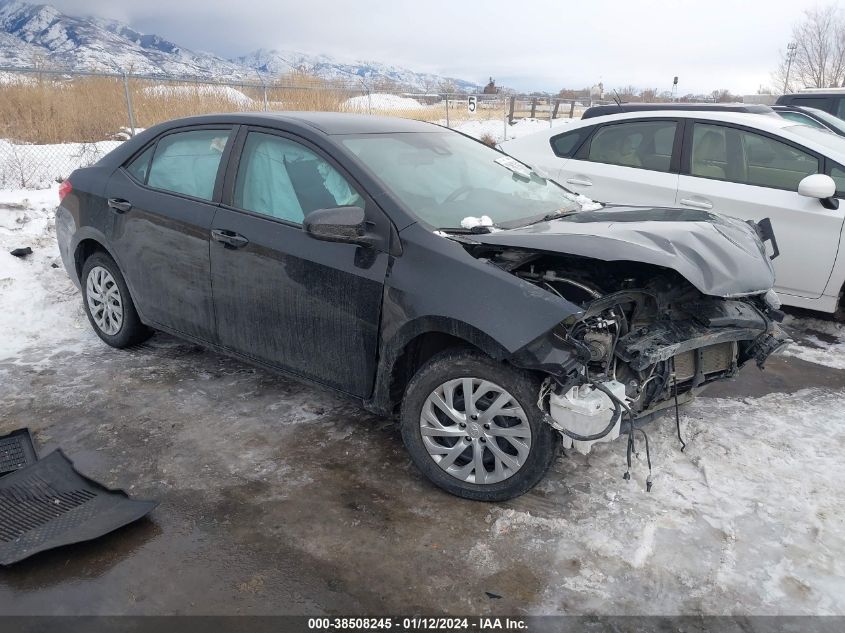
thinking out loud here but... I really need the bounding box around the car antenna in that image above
[613,90,625,111]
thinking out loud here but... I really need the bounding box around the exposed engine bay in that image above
[487,248,789,470]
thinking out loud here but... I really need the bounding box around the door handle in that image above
[566,178,593,187]
[679,198,713,210]
[211,229,249,249]
[108,198,132,213]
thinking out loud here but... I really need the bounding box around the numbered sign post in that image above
[467,96,477,113]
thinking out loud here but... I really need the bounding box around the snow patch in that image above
[141,84,253,107]
[0,185,95,361]
[343,93,425,111]
[782,314,845,370]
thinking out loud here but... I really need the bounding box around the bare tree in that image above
[711,88,735,102]
[639,88,661,102]
[613,85,639,101]
[437,79,457,95]
[774,5,845,91]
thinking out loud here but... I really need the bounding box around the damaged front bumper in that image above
[513,293,789,458]
[616,299,789,373]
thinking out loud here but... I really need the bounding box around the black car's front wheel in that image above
[81,251,152,348]
[400,350,559,501]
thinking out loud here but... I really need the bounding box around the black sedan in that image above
[56,113,787,500]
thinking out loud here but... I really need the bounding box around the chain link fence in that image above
[0,66,590,189]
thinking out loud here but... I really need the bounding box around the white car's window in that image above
[831,164,845,193]
[691,123,818,191]
[691,124,728,179]
[787,124,845,152]
[550,127,593,158]
[587,121,677,172]
[778,111,826,129]
[802,107,845,134]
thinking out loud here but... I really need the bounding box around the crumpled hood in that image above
[470,206,776,297]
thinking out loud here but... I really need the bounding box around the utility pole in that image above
[122,71,136,136]
[783,42,798,94]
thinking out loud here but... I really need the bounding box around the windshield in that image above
[340,131,581,229]
[803,107,845,134]
[786,124,845,154]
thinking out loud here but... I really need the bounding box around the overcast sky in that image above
[45,0,826,94]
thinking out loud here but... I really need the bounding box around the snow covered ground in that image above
[782,314,845,370]
[0,185,95,359]
[0,139,123,189]
[1,157,844,615]
[453,116,576,144]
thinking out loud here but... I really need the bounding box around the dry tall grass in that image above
[0,71,508,144]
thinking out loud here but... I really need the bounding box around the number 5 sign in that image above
[467,96,477,113]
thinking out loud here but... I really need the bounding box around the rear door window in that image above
[147,129,231,201]
[587,120,677,172]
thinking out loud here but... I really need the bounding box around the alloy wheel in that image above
[86,265,124,335]
[420,377,532,484]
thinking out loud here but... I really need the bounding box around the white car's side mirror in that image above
[797,174,837,199]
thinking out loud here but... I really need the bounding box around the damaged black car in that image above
[56,113,788,500]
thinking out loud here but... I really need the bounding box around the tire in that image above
[400,349,559,501]
[80,251,152,348]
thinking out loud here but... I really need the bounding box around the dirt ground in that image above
[1,320,844,616]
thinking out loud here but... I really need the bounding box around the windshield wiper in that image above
[436,225,496,234]
[499,208,579,229]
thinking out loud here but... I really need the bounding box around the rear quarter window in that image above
[550,127,593,158]
[125,145,154,183]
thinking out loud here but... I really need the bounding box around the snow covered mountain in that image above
[0,0,247,77]
[234,49,478,91]
[0,0,478,90]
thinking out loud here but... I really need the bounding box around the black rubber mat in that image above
[0,450,158,565]
[0,428,37,478]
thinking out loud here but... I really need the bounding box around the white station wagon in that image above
[501,110,845,319]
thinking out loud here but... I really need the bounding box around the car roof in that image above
[513,109,797,135]
[582,102,775,119]
[782,89,845,96]
[149,111,444,135]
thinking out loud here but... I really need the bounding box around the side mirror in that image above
[798,173,836,199]
[303,206,377,247]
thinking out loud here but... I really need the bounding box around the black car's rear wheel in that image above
[400,350,558,501]
[81,252,152,348]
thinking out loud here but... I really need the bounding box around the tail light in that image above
[58,179,73,202]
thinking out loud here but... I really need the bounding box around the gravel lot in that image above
[1,187,844,616]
